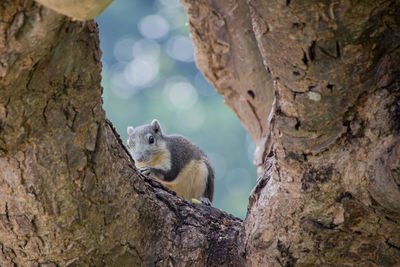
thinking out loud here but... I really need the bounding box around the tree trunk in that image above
[183,0,400,265]
[0,1,242,266]
[1,0,399,266]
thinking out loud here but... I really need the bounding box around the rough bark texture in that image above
[182,0,275,167]
[182,0,400,265]
[0,1,243,266]
[1,0,400,266]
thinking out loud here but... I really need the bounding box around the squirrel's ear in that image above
[127,126,134,135]
[151,119,161,133]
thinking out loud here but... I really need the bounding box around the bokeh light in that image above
[113,37,135,62]
[124,58,159,87]
[132,39,161,62]
[97,0,257,219]
[139,14,170,39]
[174,104,206,133]
[225,168,252,195]
[164,79,198,109]
[166,35,194,62]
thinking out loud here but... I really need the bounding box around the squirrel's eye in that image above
[148,135,154,144]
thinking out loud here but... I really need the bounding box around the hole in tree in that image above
[292,22,305,29]
[247,90,255,99]
[308,41,316,61]
[302,50,309,66]
[96,0,256,219]
[295,118,301,130]
[336,40,341,58]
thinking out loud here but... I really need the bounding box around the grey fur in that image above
[126,123,164,163]
[127,120,214,202]
[204,158,214,202]
[162,134,206,181]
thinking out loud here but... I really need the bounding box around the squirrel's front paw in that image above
[191,198,212,206]
[138,166,151,176]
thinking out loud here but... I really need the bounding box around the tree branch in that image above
[0,1,243,265]
[35,0,113,20]
[181,0,275,167]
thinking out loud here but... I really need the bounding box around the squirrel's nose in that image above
[134,152,149,163]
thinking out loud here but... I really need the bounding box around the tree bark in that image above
[182,0,400,265]
[0,1,242,266]
[182,0,275,168]
[1,0,400,266]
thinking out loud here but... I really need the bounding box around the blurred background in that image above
[96,0,257,219]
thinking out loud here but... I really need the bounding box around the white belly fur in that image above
[158,159,208,200]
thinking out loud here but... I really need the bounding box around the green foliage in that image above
[96,0,256,218]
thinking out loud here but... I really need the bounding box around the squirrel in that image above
[126,119,214,204]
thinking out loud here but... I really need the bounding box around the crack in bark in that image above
[5,202,10,222]
[318,41,341,59]
[308,41,316,62]
[386,239,400,251]
[335,192,353,202]
[276,239,296,267]
[249,155,274,206]
[301,50,309,67]
[88,121,101,161]
[189,22,204,42]
[42,98,49,124]
[246,99,263,136]
[70,105,78,131]
[0,242,17,265]
[4,97,11,119]
[336,40,341,58]
[292,91,305,100]
[8,12,24,38]
[126,241,143,262]
[26,61,38,91]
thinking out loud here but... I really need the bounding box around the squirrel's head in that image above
[126,119,166,163]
